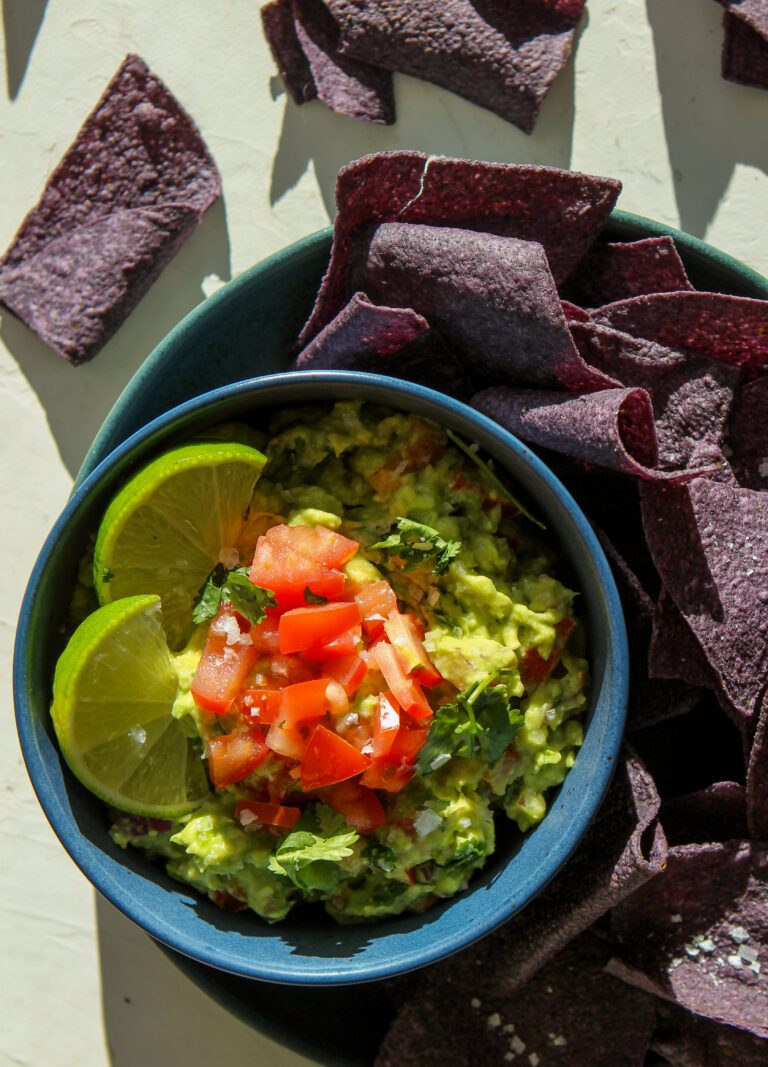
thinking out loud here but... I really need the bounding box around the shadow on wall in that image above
[3,0,49,99]
[1,198,231,479]
[94,894,307,1067]
[647,0,768,238]
[269,14,584,215]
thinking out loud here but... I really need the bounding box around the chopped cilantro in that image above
[371,517,462,575]
[416,672,524,775]
[267,805,359,894]
[446,429,544,529]
[192,564,276,626]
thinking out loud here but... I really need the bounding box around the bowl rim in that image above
[15,369,628,985]
[77,207,768,487]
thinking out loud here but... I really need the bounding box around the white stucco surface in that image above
[1,1,766,1064]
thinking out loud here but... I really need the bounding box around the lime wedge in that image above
[51,595,209,818]
[93,441,267,649]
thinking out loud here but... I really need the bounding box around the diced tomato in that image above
[372,692,400,758]
[300,724,371,790]
[279,602,361,654]
[302,625,362,663]
[207,728,269,789]
[354,581,398,639]
[327,653,368,697]
[321,780,386,834]
[360,724,429,793]
[239,689,281,724]
[266,678,331,760]
[518,618,574,691]
[373,642,433,721]
[249,524,358,611]
[261,654,316,688]
[383,610,441,688]
[250,616,280,655]
[191,607,258,715]
[234,799,301,830]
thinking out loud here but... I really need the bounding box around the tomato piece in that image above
[327,653,368,697]
[250,616,280,655]
[240,689,282,724]
[389,725,430,763]
[321,780,386,833]
[249,524,358,611]
[266,678,331,760]
[235,800,301,830]
[354,581,398,639]
[207,728,269,789]
[372,692,400,758]
[372,642,433,721]
[191,607,258,715]
[360,724,429,793]
[261,654,316,688]
[279,602,361,654]
[519,618,574,691]
[302,625,362,663]
[383,610,441,688]
[300,725,371,790]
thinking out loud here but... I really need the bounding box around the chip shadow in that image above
[269,17,583,217]
[3,0,49,100]
[646,0,768,239]
[0,197,231,478]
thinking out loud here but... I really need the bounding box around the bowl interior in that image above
[16,371,626,985]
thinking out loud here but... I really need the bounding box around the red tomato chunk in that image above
[249,524,358,610]
[278,602,361,654]
[300,724,371,790]
[235,799,301,830]
[207,728,269,789]
[191,606,258,715]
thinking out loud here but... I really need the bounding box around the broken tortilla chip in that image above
[717,1,768,90]
[0,54,220,364]
[563,236,693,308]
[300,152,621,343]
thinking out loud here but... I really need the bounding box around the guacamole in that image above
[107,402,588,923]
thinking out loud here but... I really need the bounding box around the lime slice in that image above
[93,441,267,649]
[51,595,209,818]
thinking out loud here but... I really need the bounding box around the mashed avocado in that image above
[110,402,589,923]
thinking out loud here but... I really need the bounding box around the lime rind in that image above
[93,442,267,650]
[52,595,210,818]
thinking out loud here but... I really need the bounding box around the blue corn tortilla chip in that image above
[746,696,768,838]
[292,291,470,395]
[261,0,316,105]
[378,931,656,1067]
[592,291,768,370]
[325,0,586,135]
[660,782,749,846]
[387,752,666,1007]
[262,0,395,122]
[0,54,220,365]
[349,223,615,389]
[570,321,740,471]
[300,152,621,343]
[640,478,768,725]
[607,841,768,1039]
[652,1000,768,1067]
[726,377,768,489]
[595,532,703,730]
[562,236,693,308]
[472,386,720,481]
[649,588,720,692]
[717,2,768,90]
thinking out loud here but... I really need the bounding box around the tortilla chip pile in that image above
[262,0,586,133]
[0,55,221,365]
[716,1,768,90]
[292,151,768,1065]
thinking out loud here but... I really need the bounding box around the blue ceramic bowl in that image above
[15,369,628,985]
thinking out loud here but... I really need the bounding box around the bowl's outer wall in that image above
[77,210,768,486]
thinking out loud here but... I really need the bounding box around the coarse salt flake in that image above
[510,1036,526,1055]
[529,1056,540,1067]
[218,546,240,569]
[727,955,743,969]
[470,997,481,1009]
[487,1012,501,1029]
[730,926,750,944]
[670,914,683,924]
[128,726,147,744]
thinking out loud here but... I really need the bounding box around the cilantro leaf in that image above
[304,587,328,605]
[267,806,359,894]
[416,673,524,774]
[371,517,462,575]
[224,568,276,625]
[192,564,275,626]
